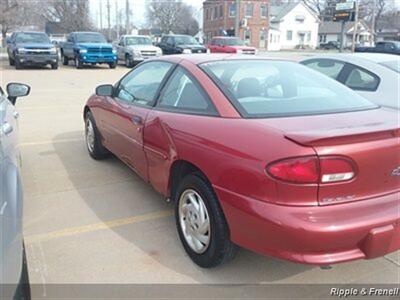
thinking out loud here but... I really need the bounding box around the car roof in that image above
[157,54,291,65]
[14,31,47,35]
[303,53,399,64]
[123,35,149,38]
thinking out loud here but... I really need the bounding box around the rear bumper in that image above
[215,186,400,265]
[79,53,117,64]
[16,54,58,65]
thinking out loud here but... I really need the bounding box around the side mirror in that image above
[7,83,30,105]
[96,84,114,97]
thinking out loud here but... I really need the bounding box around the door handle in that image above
[13,111,19,119]
[2,122,13,135]
[132,115,142,125]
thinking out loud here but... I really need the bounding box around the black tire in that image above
[62,55,69,66]
[51,63,59,70]
[75,56,83,69]
[174,173,238,268]
[9,56,15,66]
[125,54,134,68]
[13,244,31,300]
[15,59,23,70]
[109,61,117,69]
[85,111,110,160]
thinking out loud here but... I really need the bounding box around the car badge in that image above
[391,166,400,176]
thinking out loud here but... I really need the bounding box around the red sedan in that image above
[207,36,257,55]
[84,54,400,268]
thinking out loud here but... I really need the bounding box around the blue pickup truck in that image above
[60,32,117,69]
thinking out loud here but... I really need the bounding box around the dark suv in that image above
[157,35,208,55]
[7,31,59,69]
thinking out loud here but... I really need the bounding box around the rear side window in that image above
[201,60,376,118]
[344,67,380,91]
[301,59,345,79]
[157,67,218,115]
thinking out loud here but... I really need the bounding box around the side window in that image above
[166,37,174,45]
[344,67,380,91]
[119,37,124,46]
[157,67,218,115]
[302,59,345,80]
[116,61,173,106]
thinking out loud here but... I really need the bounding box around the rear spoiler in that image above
[285,128,400,147]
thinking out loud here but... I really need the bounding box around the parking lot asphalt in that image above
[0,54,398,287]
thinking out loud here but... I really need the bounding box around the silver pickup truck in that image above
[115,35,162,68]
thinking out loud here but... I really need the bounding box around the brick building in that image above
[203,0,270,49]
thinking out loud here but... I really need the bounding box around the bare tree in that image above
[302,0,325,16]
[146,0,199,35]
[40,0,93,33]
[0,0,42,45]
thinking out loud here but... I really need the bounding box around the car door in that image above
[144,66,219,194]
[208,39,217,53]
[164,37,175,54]
[106,61,175,180]
[117,36,125,60]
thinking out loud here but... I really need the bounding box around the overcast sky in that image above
[90,0,204,29]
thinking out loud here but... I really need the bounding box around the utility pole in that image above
[371,0,376,44]
[339,20,345,52]
[235,0,240,38]
[126,0,130,34]
[351,0,358,52]
[99,0,103,30]
[107,0,111,41]
[115,0,120,39]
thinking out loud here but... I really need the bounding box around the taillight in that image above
[266,156,356,184]
[320,157,355,183]
[266,156,319,184]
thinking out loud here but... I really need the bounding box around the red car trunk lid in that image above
[255,108,400,205]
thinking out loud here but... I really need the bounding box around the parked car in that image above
[84,55,400,268]
[6,31,59,69]
[116,35,162,68]
[60,32,117,69]
[157,35,208,55]
[207,36,257,54]
[1,83,31,299]
[319,41,339,50]
[301,53,400,110]
[355,41,400,55]
[49,34,66,47]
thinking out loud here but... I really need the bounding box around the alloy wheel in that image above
[85,118,95,153]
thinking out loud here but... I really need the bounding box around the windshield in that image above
[219,38,245,46]
[200,60,377,118]
[126,37,152,45]
[76,33,107,43]
[174,36,199,45]
[379,60,400,73]
[15,33,50,44]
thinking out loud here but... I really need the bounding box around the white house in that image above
[318,21,373,48]
[268,1,319,51]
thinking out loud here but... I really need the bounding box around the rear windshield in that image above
[15,33,50,44]
[200,60,377,118]
[76,33,106,43]
[216,38,245,46]
[379,60,400,73]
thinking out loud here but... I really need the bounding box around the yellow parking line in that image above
[25,210,174,244]
[19,137,83,147]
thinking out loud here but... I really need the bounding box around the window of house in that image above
[205,8,209,20]
[229,3,236,17]
[270,33,273,43]
[286,30,293,41]
[261,5,268,18]
[157,67,218,115]
[245,3,253,17]
[219,5,223,18]
[214,6,218,19]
